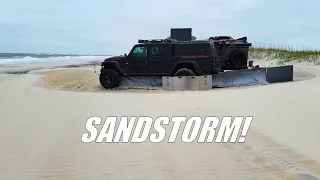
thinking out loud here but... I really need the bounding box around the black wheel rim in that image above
[104,75,113,84]
[176,72,193,76]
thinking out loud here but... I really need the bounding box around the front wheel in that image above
[99,69,120,89]
[174,68,196,76]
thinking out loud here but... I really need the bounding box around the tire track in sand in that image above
[149,140,298,180]
[243,130,320,179]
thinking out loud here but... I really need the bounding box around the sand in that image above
[0,60,320,180]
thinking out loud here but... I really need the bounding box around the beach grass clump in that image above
[248,44,320,65]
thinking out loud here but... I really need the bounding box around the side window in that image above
[150,44,171,57]
[132,46,147,57]
[151,47,159,55]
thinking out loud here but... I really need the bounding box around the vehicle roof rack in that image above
[138,38,178,44]
[138,39,163,43]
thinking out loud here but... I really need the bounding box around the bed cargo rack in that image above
[209,36,247,42]
[209,36,252,47]
[209,36,233,40]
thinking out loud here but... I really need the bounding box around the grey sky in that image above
[0,0,318,55]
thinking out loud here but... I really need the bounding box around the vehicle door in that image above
[147,44,173,75]
[124,45,149,75]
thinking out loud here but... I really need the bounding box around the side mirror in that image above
[124,53,127,57]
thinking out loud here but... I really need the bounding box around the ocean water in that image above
[0,53,111,65]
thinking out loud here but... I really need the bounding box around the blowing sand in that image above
[0,61,320,180]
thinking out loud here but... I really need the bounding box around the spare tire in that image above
[174,68,196,76]
[99,69,120,89]
[229,51,247,69]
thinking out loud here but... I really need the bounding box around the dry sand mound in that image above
[37,69,103,91]
[36,68,163,92]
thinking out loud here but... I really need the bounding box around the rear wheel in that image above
[99,69,120,89]
[174,68,196,76]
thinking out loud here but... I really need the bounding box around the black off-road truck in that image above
[99,37,251,89]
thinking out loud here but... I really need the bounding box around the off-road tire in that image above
[229,51,247,70]
[99,69,120,89]
[174,68,196,76]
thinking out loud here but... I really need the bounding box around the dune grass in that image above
[248,45,320,65]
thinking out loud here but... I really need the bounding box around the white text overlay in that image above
[81,116,253,143]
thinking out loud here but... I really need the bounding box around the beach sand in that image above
[0,61,320,180]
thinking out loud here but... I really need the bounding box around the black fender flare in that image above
[170,61,202,75]
[101,61,125,74]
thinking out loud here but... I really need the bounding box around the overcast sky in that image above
[0,0,318,55]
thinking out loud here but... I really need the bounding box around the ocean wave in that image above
[0,54,111,65]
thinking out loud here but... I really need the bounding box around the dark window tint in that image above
[174,43,212,56]
[150,44,171,57]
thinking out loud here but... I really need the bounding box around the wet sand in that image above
[0,61,320,180]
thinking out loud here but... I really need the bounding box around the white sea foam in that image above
[0,55,111,65]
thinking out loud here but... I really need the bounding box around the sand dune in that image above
[0,62,320,180]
